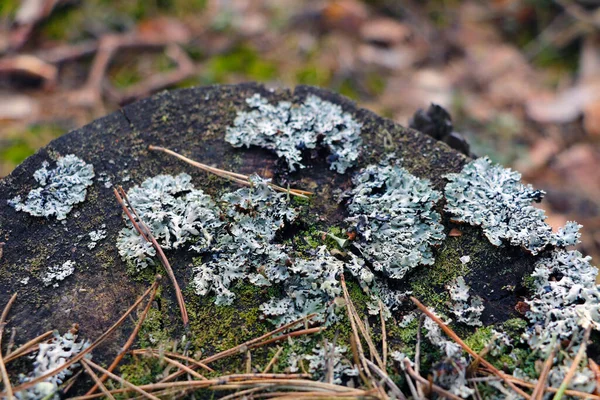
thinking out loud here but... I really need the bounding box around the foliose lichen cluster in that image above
[447,276,484,327]
[41,260,76,288]
[444,157,581,254]
[524,249,600,352]
[16,330,89,400]
[346,159,445,280]
[225,94,362,173]
[288,343,358,384]
[8,155,94,220]
[115,173,222,271]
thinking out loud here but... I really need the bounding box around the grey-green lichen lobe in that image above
[225,93,362,173]
[8,154,94,220]
[15,329,89,400]
[116,173,222,271]
[346,158,445,280]
[444,157,581,254]
[524,249,600,352]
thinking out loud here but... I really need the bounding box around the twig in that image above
[6,280,159,396]
[532,338,558,400]
[83,358,161,400]
[0,293,17,398]
[4,328,16,358]
[115,44,195,104]
[251,327,323,348]
[263,347,283,374]
[246,349,252,374]
[85,279,160,395]
[148,145,313,198]
[403,359,462,400]
[365,359,407,400]
[115,187,189,327]
[0,293,17,325]
[552,326,592,400]
[410,296,532,399]
[160,314,319,382]
[402,367,420,400]
[340,275,373,384]
[131,348,214,372]
[415,314,425,398]
[589,359,600,395]
[502,374,600,399]
[5,330,53,362]
[80,359,116,400]
[378,300,387,368]
[162,355,207,381]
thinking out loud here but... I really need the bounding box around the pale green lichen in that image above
[225,93,362,173]
[447,276,484,327]
[8,154,94,220]
[116,173,222,270]
[346,159,445,280]
[15,330,89,400]
[524,249,600,352]
[444,157,581,254]
[288,343,358,384]
[41,260,76,288]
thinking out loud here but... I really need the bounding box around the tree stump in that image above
[0,83,559,388]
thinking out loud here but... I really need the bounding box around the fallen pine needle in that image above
[148,145,312,198]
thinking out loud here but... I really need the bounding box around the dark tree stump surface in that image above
[0,83,537,366]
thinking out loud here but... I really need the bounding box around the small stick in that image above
[251,327,323,348]
[83,358,161,400]
[403,359,462,400]
[162,355,207,381]
[589,359,600,395]
[246,350,252,374]
[402,368,420,400]
[552,326,592,400]
[115,187,189,327]
[410,296,532,399]
[365,359,407,400]
[5,330,53,362]
[415,314,425,398]
[532,340,558,400]
[502,374,600,399]
[148,145,312,198]
[263,347,283,374]
[0,293,17,398]
[341,276,384,370]
[85,279,160,395]
[378,300,387,368]
[4,327,16,358]
[81,360,116,400]
[160,314,319,382]
[131,349,214,372]
[7,280,159,395]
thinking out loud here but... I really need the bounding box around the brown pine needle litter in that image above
[114,186,189,327]
[148,145,313,198]
[2,275,599,399]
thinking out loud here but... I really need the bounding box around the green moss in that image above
[502,318,528,338]
[119,355,164,386]
[464,326,494,353]
[39,6,84,41]
[202,45,278,84]
[0,0,18,18]
[138,304,173,348]
[1,124,64,172]
[296,65,332,87]
[522,274,537,294]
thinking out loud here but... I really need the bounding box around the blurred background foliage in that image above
[1,0,600,259]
